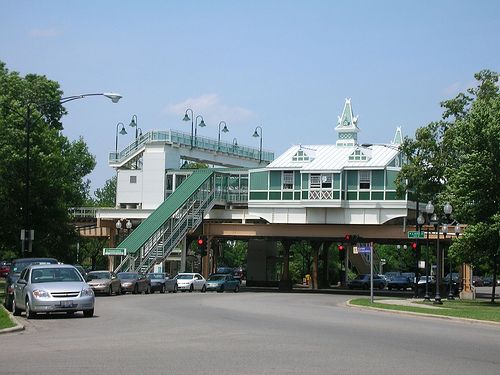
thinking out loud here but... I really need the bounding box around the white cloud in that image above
[29,27,59,38]
[165,94,256,126]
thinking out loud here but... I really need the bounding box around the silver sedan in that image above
[12,264,95,318]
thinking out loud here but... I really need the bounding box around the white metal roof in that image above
[266,144,399,171]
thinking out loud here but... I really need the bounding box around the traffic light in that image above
[411,242,417,250]
[338,243,345,260]
[344,234,351,242]
[197,237,207,257]
[337,244,344,251]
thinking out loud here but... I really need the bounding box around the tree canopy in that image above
[0,61,96,262]
[397,70,499,301]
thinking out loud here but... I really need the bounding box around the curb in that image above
[0,305,25,334]
[346,299,500,327]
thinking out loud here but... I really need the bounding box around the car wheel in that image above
[379,284,385,290]
[117,286,122,295]
[12,299,21,316]
[388,286,392,291]
[146,285,151,294]
[363,284,369,290]
[201,285,206,293]
[160,285,166,294]
[133,284,139,294]
[234,284,239,293]
[6,295,13,311]
[66,311,75,316]
[173,284,178,293]
[26,299,37,319]
[189,284,194,293]
[108,286,113,296]
[217,285,225,293]
[83,308,94,318]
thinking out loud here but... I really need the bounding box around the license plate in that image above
[60,301,73,308]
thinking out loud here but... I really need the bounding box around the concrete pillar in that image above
[279,240,293,291]
[311,241,321,290]
[180,237,187,272]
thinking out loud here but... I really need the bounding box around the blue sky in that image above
[1,1,498,193]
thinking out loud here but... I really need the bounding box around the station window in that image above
[310,174,321,188]
[321,174,332,189]
[283,171,294,190]
[359,171,371,190]
[130,176,137,184]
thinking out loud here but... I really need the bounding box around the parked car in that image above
[348,274,386,290]
[12,264,94,318]
[384,272,401,281]
[387,276,413,291]
[176,273,206,292]
[86,271,122,295]
[472,276,484,287]
[206,274,240,293]
[0,261,11,278]
[117,272,151,294]
[147,272,168,293]
[73,264,87,281]
[4,257,58,311]
[483,277,493,286]
[165,275,178,293]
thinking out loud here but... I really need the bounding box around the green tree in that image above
[219,240,247,268]
[398,70,500,302]
[92,175,117,207]
[0,61,96,261]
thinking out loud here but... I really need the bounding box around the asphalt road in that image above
[1,291,499,375]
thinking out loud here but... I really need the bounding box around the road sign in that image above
[357,245,372,253]
[407,231,425,239]
[103,248,127,256]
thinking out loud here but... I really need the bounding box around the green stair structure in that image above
[114,170,218,273]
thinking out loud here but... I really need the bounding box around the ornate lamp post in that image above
[195,115,206,146]
[129,115,139,140]
[429,209,442,304]
[424,201,434,301]
[252,125,263,163]
[417,213,425,298]
[115,122,127,154]
[182,108,194,147]
[217,121,229,151]
[232,138,238,151]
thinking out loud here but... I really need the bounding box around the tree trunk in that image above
[491,258,498,303]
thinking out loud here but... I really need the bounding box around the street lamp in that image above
[16,92,122,255]
[232,138,238,151]
[195,115,206,146]
[115,122,127,154]
[423,201,434,301]
[183,108,194,147]
[252,125,263,163]
[217,121,229,151]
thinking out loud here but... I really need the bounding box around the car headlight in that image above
[81,288,94,297]
[32,289,50,298]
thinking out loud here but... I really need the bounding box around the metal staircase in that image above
[114,170,217,273]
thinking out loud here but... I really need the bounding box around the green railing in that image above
[109,129,274,164]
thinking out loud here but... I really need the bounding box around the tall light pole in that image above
[232,138,238,151]
[423,201,434,301]
[417,213,425,297]
[195,115,206,146]
[18,92,122,255]
[217,121,229,151]
[115,122,127,154]
[443,202,454,300]
[129,115,139,168]
[252,125,263,163]
[183,108,194,147]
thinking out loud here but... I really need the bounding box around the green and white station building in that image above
[94,98,413,284]
[247,98,406,226]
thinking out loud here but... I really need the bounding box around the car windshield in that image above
[217,268,233,274]
[177,274,194,280]
[148,274,164,279]
[208,275,226,281]
[87,272,111,280]
[12,260,56,274]
[393,277,409,281]
[117,273,138,280]
[31,267,83,283]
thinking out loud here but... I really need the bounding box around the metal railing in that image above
[108,129,274,164]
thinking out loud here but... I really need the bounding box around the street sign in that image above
[357,245,372,253]
[407,231,425,239]
[103,248,127,256]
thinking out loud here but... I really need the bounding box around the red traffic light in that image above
[197,238,204,246]
[338,245,344,251]
[344,234,350,241]
[411,242,417,250]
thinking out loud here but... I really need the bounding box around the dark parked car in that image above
[4,257,58,310]
[387,276,413,291]
[147,272,168,293]
[117,272,151,294]
[348,274,386,290]
[0,261,11,278]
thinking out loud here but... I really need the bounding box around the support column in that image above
[311,241,321,290]
[180,237,187,272]
[202,236,212,279]
[321,241,332,288]
[279,239,293,291]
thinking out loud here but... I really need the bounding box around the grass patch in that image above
[0,279,16,330]
[350,298,500,323]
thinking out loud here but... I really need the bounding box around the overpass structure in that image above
[76,99,428,286]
